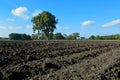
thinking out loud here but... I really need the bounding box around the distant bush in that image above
[88,34,120,40]
[53,33,65,40]
[0,37,9,40]
[9,33,31,40]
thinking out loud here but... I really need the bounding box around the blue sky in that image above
[0,0,120,37]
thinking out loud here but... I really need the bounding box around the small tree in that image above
[9,33,31,40]
[89,35,95,40]
[80,37,86,40]
[53,33,65,40]
[32,11,57,40]
[72,33,80,40]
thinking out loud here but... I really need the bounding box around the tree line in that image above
[9,33,31,40]
[31,32,80,40]
[7,33,120,40]
[8,32,80,40]
[1,11,120,40]
[89,34,120,40]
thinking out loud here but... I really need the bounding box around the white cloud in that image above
[11,6,29,19]
[57,25,70,30]
[7,18,15,22]
[26,25,32,29]
[63,27,70,30]
[8,26,22,30]
[102,19,120,27]
[32,9,42,17]
[0,26,6,29]
[82,20,95,27]
[0,26,22,37]
[0,25,22,30]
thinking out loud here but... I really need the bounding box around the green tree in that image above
[31,34,38,40]
[80,37,86,40]
[89,35,95,40]
[53,33,65,40]
[31,33,47,40]
[72,33,80,40]
[9,33,31,40]
[32,11,58,40]
[65,34,74,40]
[64,33,80,40]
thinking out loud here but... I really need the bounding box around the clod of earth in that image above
[0,41,120,80]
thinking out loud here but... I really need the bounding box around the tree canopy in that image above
[53,33,65,40]
[88,34,120,40]
[32,11,57,40]
[9,33,31,40]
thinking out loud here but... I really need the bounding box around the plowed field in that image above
[0,41,120,80]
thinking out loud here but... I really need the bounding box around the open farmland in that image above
[0,41,120,80]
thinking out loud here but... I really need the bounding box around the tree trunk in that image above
[46,32,50,41]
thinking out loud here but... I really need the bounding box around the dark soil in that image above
[0,41,120,80]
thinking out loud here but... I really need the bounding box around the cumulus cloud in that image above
[82,20,95,27]
[32,9,42,17]
[11,6,29,19]
[102,19,120,27]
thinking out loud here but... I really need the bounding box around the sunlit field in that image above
[0,41,120,80]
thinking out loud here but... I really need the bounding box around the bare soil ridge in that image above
[0,41,120,80]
